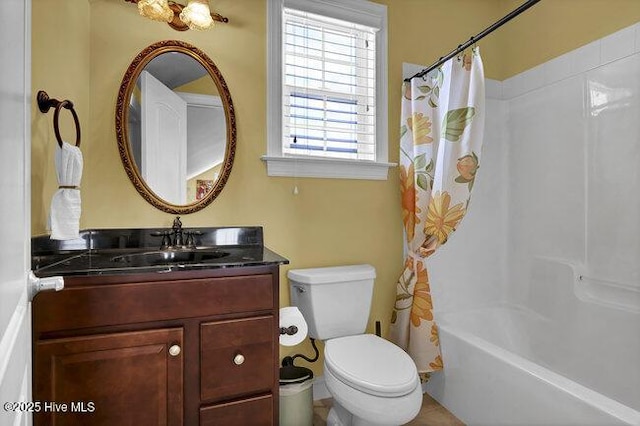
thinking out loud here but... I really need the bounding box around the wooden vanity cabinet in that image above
[32,266,280,426]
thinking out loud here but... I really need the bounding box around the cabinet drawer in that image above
[200,395,273,426]
[201,316,275,401]
[34,274,274,333]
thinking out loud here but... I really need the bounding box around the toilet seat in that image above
[324,361,423,426]
[324,334,418,397]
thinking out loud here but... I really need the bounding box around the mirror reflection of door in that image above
[177,93,226,201]
[141,70,188,204]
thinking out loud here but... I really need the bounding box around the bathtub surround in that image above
[391,50,486,373]
[425,22,640,425]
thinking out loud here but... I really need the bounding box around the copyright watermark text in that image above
[3,401,95,413]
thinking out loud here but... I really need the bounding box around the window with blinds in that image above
[282,8,377,161]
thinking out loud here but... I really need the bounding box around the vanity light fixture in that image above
[180,0,214,30]
[136,0,173,22]
[125,0,228,31]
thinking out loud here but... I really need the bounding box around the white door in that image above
[140,70,188,205]
[176,93,226,180]
[0,0,32,425]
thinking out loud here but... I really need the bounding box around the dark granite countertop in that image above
[32,227,288,277]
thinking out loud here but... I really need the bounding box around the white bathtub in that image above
[425,301,640,426]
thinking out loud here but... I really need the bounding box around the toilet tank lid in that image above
[288,264,376,284]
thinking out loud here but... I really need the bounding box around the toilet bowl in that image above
[324,334,422,426]
[288,265,422,426]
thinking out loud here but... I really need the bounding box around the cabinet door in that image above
[201,316,275,401]
[34,328,183,426]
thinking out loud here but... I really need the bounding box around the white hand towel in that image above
[50,141,83,240]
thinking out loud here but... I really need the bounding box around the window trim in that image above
[263,0,394,180]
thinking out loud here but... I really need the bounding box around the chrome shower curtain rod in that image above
[404,0,542,82]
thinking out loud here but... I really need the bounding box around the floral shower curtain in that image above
[390,49,485,374]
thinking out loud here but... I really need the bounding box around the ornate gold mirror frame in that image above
[115,40,236,214]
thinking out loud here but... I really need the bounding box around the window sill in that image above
[261,155,396,180]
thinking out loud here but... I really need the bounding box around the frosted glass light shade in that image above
[138,0,173,23]
[179,0,214,30]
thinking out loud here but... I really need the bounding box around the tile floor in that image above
[312,393,464,425]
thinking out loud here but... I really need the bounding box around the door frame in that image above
[0,0,33,425]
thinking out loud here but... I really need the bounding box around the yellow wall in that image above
[175,74,220,96]
[31,0,640,376]
[379,0,640,81]
[379,0,504,78]
[495,0,640,79]
[32,0,90,234]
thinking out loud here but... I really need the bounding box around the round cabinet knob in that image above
[168,345,181,357]
[233,353,245,365]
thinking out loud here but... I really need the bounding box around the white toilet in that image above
[288,264,422,426]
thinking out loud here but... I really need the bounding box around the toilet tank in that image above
[288,264,376,340]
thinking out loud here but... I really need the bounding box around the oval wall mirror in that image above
[115,40,236,214]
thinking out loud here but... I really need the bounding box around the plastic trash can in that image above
[279,361,314,426]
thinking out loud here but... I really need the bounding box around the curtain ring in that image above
[53,100,81,149]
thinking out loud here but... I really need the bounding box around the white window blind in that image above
[282,7,377,161]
